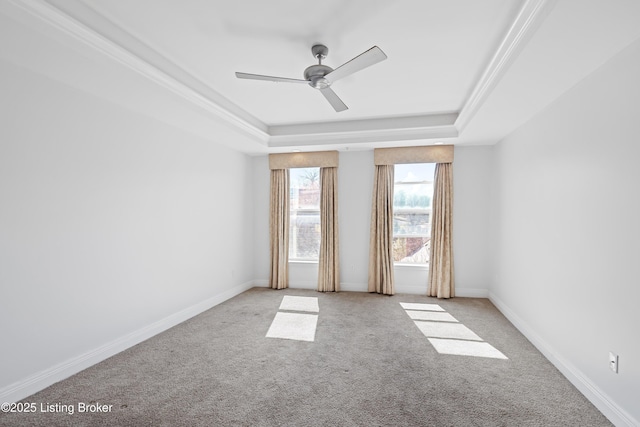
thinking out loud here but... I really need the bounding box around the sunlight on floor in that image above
[400,302,508,360]
[400,302,445,312]
[414,321,482,341]
[266,312,318,342]
[279,295,320,312]
[267,296,319,342]
[405,310,458,322]
[428,338,508,359]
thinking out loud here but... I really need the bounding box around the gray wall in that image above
[489,38,640,425]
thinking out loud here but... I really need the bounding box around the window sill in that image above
[394,263,429,270]
[289,260,319,264]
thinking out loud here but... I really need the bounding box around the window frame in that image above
[392,163,435,266]
[288,167,321,262]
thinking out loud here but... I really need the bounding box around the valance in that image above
[374,145,453,165]
[269,151,339,169]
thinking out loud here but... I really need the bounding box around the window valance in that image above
[269,151,339,170]
[374,145,454,165]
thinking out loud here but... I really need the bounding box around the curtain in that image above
[269,169,289,289]
[318,167,339,292]
[368,164,395,295]
[428,163,454,298]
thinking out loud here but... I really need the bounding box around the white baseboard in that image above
[255,279,488,298]
[392,286,488,297]
[489,292,638,427]
[394,284,428,294]
[0,280,255,404]
[288,280,318,290]
[339,282,368,293]
[455,288,489,298]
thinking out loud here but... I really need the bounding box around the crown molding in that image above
[4,0,550,149]
[5,0,269,143]
[268,113,457,137]
[268,125,458,148]
[455,0,557,133]
[267,113,457,147]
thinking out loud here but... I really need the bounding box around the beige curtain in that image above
[428,163,454,298]
[368,165,395,295]
[269,169,289,289]
[318,167,339,292]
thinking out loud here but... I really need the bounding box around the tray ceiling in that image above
[3,0,640,153]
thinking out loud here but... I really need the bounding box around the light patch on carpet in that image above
[400,302,444,312]
[405,310,458,322]
[279,295,319,313]
[414,321,482,341]
[266,312,318,342]
[400,302,508,359]
[428,338,508,359]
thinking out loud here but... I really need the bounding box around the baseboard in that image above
[489,292,638,427]
[288,280,318,290]
[339,282,368,293]
[455,288,489,298]
[0,280,255,403]
[252,279,363,292]
[394,284,428,294]
[255,279,488,298]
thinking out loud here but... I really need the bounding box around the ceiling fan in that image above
[235,44,387,112]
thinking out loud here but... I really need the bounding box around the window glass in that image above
[289,167,321,260]
[393,163,435,264]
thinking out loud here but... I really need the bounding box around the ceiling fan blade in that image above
[320,87,348,112]
[325,46,387,83]
[235,72,308,84]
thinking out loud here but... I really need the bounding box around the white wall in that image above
[0,59,255,400]
[337,151,375,292]
[253,147,493,296]
[452,146,493,295]
[252,155,271,285]
[489,38,640,426]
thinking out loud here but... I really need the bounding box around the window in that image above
[289,167,321,260]
[393,163,435,264]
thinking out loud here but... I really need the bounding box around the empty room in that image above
[1,0,639,426]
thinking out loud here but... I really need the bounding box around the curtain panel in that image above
[368,164,395,295]
[269,169,289,289]
[318,167,340,292]
[428,162,455,298]
[370,145,455,298]
[268,151,340,292]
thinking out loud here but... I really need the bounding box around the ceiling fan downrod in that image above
[305,44,333,89]
[311,44,328,64]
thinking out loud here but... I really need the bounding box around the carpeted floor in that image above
[0,288,612,426]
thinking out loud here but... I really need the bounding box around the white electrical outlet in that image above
[609,352,619,373]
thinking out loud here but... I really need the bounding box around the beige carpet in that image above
[0,288,612,426]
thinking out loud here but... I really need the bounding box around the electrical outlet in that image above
[609,352,619,373]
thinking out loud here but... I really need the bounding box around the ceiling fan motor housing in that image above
[305,44,332,89]
[304,64,333,89]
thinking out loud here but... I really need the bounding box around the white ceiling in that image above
[47,0,523,122]
[3,0,640,153]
